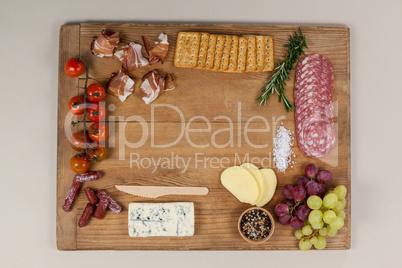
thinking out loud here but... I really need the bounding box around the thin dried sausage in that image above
[95,190,121,213]
[108,198,122,214]
[62,181,81,212]
[84,188,99,205]
[73,171,103,183]
[78,203,96,227]
[93,190,110,219]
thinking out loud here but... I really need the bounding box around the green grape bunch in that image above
[295,185,347,251]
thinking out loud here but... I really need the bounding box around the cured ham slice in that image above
[141,70,165,104]
[164,74,175,91]
[91,30,121,58]
[106,70,135,102]
[114,42,149,72]
[143,33,169,65]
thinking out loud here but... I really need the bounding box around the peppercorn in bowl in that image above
[238,207,275,244]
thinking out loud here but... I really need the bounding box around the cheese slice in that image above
[128,202,194,237]
[240,163,264,205]
[256,169,277,207]
[220,166,259,204]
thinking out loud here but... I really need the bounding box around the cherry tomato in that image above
[87,103,106,122]
[86,83,106,102]
[89,146,108,162]
[68,96,85,115]
[70,153,90,174]
[64,58,85,77]
[70,131,95,151]
[88,122,109,142]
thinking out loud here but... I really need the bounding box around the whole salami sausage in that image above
[62,181,81,212]
[84,188,99,205]
[93,190,110,219]
[73,171,103,183]
[78,203,96,227]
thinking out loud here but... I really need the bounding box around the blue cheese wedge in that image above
[128,202,194,237]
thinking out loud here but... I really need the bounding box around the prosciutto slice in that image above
[106,70,135,102]
[142,33,169,65]
[114,42,149,72]
[164,74,175,91]
[91,30,121,58]
[141,70,165,104]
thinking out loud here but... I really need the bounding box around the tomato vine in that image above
[70,59,102,162]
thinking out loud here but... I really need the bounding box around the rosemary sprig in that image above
[257,28,308,112]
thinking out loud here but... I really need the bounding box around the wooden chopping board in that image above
[57,23,350,250]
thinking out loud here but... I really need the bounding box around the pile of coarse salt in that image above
[273,125,296,173]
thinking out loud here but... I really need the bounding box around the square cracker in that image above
[245,35,256,72]
[219,35,232,71]
[227,35,239,72]
[263,36,274,71]
[255,36,265,71]
[237,37,247,72]
[213,35,226,70]
[174,32,201,68]
[205,34,217,69]
[197,33,210,68]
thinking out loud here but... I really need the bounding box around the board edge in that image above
[67,23,352,251]
[56,24,80,251]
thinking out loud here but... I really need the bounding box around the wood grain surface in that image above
[57,23,350,250]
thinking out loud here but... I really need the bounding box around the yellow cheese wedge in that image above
[256,169,277,207]
[220,166,259,204]
[240,163,264,205]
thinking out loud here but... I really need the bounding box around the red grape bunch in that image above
[274,164,333,230]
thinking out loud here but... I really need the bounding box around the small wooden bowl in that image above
[238,207,275,244]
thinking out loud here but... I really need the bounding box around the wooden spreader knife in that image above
[115,185,209,198]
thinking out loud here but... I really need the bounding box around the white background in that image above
[1,0,402,267]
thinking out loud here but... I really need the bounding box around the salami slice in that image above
[299,53,334,72]
[296,92,334,113]
[297,62,333,83]
[299,60,333,77]
[296,70,333,94]
[296,54,334,88]
[295,87,332,106]
[296,102,334,128]
[295,108,333,130]
[296,110,331,133]
[294,53,335,158]
[301,122,335,157]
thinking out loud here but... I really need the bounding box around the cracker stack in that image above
[174,32,274,72]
